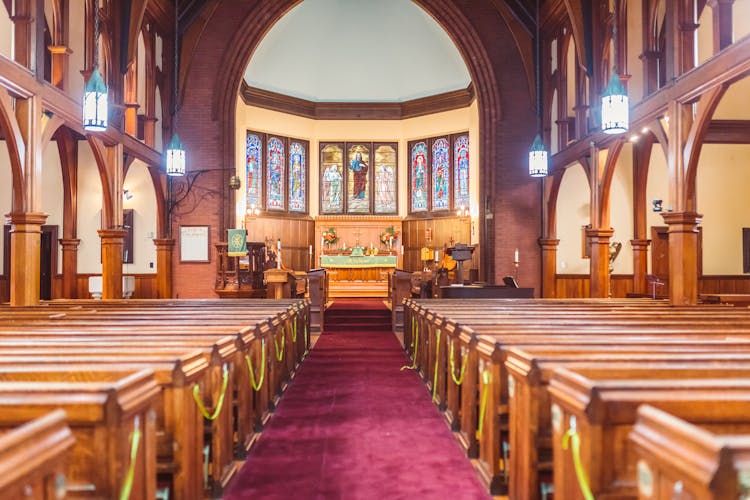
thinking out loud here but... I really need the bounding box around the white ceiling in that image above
[243,0,472,103]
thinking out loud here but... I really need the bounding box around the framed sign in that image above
[180,225,210,262]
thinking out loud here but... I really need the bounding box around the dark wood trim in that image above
[239,81,476,120]
[705,120,750,144]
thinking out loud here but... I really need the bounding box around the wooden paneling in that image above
[74,274,158,299]
[699,275,750,294]
[0,276,7,303]
[245,215,316,272]
[402,217,473,273]
[555,274,633,298]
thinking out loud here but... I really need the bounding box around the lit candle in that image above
[401,245,404,254]
[277,239,281,251]
[309,245,313,255]
[434,250,439,262]
[514,248,519,264]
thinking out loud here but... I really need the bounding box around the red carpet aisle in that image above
[223,299,490,500]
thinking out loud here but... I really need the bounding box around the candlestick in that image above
[277,239,281,251]
[434,249,439,262]
[514,248,519,264]
[309,245,312,255]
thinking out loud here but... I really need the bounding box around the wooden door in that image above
[3,224,58,300]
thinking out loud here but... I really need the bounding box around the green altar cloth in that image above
[320,255,397,268]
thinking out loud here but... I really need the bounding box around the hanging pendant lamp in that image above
[601,72,629,134]
[528,0,548,177]
[165,133,186,176]
[82,0,107,131]
[165,0,186,177]
[83,66,108,131]
[528,134,548,177]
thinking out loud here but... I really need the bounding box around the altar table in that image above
[320,255,397,297]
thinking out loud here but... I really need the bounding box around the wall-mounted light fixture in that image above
[123,189,134,201]
[652,199,663,212]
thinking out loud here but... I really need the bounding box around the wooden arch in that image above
[86,136,115,228]
[0,90,26,211]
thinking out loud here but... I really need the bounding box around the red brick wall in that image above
[173,0,541,297]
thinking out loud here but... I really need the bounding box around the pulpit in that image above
[214,242,266,298]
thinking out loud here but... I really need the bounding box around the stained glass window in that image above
[288,141,306,212]
[320,144,344,214]
[411,142,428,212]
[374,144,397,214]
[245,133,262,209]
[431,138,450,211]
[266,137,285,211]
[347,145,370,213]
[454,135,470,209]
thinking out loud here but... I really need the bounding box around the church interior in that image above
[2,0,750,498]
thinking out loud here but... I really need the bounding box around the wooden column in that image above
[153,238,175,299]
[539,239,559,298]
[58,238,80,298]
[710,0,735,52]
[98,229,126,299]
[662,212,702,305]
[6,213,47,306]
[48,46,71,89]
[587,228,614,298]
[630,239,651,295]
[11,0,33,68]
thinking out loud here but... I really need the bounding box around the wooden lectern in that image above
[445,243,475,285]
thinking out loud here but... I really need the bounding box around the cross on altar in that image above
[352,228,362,247]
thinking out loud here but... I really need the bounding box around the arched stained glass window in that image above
[431,138,450,210]
[246,133,262,208]
[266,137,285,211]
[321,144,344,214]
[288,141,306,212]
[374,144,397,214]
[347,145,371,213]
[411,142,428,212]
[454,135,470,209]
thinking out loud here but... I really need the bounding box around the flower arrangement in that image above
[323,227,339,246]
[379,226,399,246]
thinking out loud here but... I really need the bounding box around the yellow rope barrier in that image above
[118,416,142,500]
[562,416,595,500]
[273,328,285,362]
[245,340,266,391]
[432,329,441,402]
[449,341,469,386]
[291,319,298,342]
[192,364,229,421]
[475,370,491,440]
[401,319,419,371]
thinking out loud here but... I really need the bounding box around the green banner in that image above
[227,229,247,257]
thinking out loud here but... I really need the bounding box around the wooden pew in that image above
[505,349,750,500]
[548,365,750,499]
[0,367,158,499]
[401,298,750,493]
[630,404,750,500]
[0,410,75,498]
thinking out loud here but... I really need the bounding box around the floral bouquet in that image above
[379,226,399,246]
[323,227,339,246]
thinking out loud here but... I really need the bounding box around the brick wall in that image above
[173,0,541,297]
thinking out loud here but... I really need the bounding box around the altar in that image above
[320,254,398,297]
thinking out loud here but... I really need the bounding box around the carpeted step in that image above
[325,323,391,332]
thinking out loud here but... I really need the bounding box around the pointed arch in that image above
[86,136,114,227]
[684,84,728,210]
[0,90,26,211]
[599,140,626,226]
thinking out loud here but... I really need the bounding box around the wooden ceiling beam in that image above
[0,55,163,167]
[551,33,750,171]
